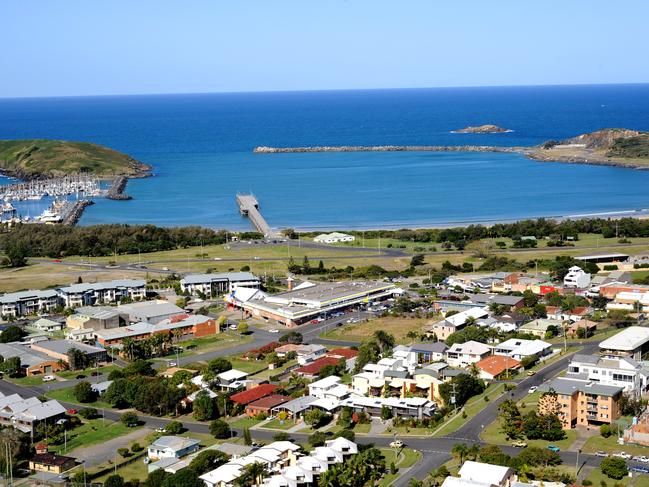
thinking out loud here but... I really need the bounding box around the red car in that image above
[310,319,319,324]
[67,409,78,415]
[53,259,62,263]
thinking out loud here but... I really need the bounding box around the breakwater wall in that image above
[106,176,132,200]
[253,145,525,154]
[62,200,94,226]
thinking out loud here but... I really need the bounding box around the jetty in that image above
[61,200,94,225]
[236,193,278,238]
[106,176,132,200]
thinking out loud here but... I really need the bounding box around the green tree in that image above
[0,326,25,343]
[451,443,469,463]
[160,469,204,487]
[243,427,252,446]
[439,374,486,408]
[600,457,628,480]
[192,390,215,421]
[104,474,125,487]
[309,431,327,447]
[4,242,27,268]
[73,381,96,403]
[121,411,138,426]
[165,420,184,434]
[410,254,425,266]
[353,339,381,373]
[210,419,231,439]
[238,321,249,334]
[373,330,395,353]
[600,424,611,438]
[304,409,329,429]
[189,449,229,475]
[498,399,523,440]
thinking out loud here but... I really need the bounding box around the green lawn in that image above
[480,417,577,451]
[46,387,113,409]
[378,447,422,487]
[260,418,297,430]
[227,357,269,374]
[56,365,120,380]
[252,359,297,380]
[92,452,148,483]
[53,419,138,455]
[582,434,649,456]
[229,416,263,429]
[6,375,48,386]
[433,383,506,437]
[175,333,254,357]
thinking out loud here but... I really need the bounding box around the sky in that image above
[1,0,648,98]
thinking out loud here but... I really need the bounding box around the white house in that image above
[147,436,201,461]
[493,339,552,361]
[313,232,355,244]
[567,353,649,396]
[308,376,349,400]
[441,460,517,487]
[445,341,492,368]
[563,266,591,289]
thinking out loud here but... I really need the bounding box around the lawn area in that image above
[175,333,254,357]
[52,419,138,455]
[92,453,148,483]
[320,316,429,343]
[5,375,49,386]
[46,386,113,409]
[227,357,269,374]
[260,418,297,430]
[56,364,120,380]
[252,359,298,380]
[480,417,577,451]
[378,447,422,487]
[582,434,649,457]
[229,416,263,429]
[632,269,649,284]
[433,383,507,437]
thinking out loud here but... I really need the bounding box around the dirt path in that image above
[68,427,152,467]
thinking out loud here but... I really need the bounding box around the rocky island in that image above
[0,139,151,180]
[451,124,512,133]
[254,129,649,170]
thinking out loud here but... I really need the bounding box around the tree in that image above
[518,447,561,467]
[410,254,425,267]
[373,330,395,353]
[279,331,303,344]
[73,381,96,403]
[104,475,125,487]
[439,374,486,408]
[309,431,327,447]
[600,457,628,480]
[207,357,232,375]
[0,428,30,474]
[243,427,252,446]
[165,420,184,434]
[210,419,231,439]
[189,449,229,475]
[498,400,523,440]
[160,469,204,487]
[4,242,27,268]
[238,321,249,334]
[451,443,469,463]
[67,348,90,370]
[78,407,99,420]
[193,390,215,421]
[304,409,329,429]
[235,462,269,487]
[121,411,138,426]
[520,354,539,370]
[0,326,25,343]
[380,405,393,421]
[600,424,611,438]
[353,340,381,373]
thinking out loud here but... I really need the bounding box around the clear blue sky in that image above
[2,0,648,98]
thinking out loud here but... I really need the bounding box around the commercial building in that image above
[599,326,649,360]
[0,342,67,376]
[118,300,186,324]
[66,306,126,331]
[313,232,355,244]
[0,290,59,318]
[567,354,649,395]
[30,339,108,364]
[58,279,146,307]
[180,272,260,296]
[538,377,623,429]
[227,280,400,327]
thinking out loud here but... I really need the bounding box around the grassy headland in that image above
[0,139,151,179]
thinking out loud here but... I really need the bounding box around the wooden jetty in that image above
[236,193,277,237]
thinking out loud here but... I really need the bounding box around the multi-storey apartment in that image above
[539,377,623,429]
[57,279,146,308]
[180,272,260,296]
[0,290,59,318]
[567,353,649,397]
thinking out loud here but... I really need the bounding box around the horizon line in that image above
[1,81,649,101]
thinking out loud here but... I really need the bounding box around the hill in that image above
[0,139,151,179]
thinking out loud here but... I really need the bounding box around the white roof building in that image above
[599,326,649,360]
[313,232,355,244]
[446,341,493,368]
[563,266,591,289]
[493,339,552,360]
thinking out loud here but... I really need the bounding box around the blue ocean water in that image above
[1,84,649,229]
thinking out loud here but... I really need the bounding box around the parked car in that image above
[631,466,649,474]
[67,409,78,415]
[547,445,560,452]
[526,371,536,376]
[638,456,649,463]
[155,427,166,433]
[528,386,538,394]
[596,451,609,457]
[512,440,528,448]
[42,375,55,382]
[389,440,404,449]
[268,329,279,333]
[613,452,632,459]
[75,374,86,379]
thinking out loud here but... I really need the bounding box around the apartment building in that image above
[538,377,623,429]
[58,279,146,307]
[180,272,260,296]
[0,290,59,318]
[599,326,649,360]
[567,354,649,396]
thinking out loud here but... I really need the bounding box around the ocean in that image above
[1,84,649,230]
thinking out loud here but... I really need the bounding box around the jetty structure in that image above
[236,193,279,238]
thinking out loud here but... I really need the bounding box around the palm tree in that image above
[122,338,136,361]
[451,443,469,463]
[468,362,479,378]
[467,443,480,461]
[373,330,395,354]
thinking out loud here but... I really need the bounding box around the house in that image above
[246,395,291,417]
[180,272,260,296]
[274,344,302,358]
[308,376,349,400]
[563,266,591,289]
[567,354,649,395]
[230,384,277,406]
[57,279,146,307]
[270,395,317,420]
[0,393,67,435]
[294,357,342,379]
[147,436,201,460]
[0,290,59,318]
[30,339,108,365]
[216,369,249,390]
[30,318,65,333]
[476,355,521,381]
[326,348,358,371]
[410,342,448,363]
[118,300,186,324]
[431,307,490,341]
[447,460,517,487]
[464,293,525,310]
[296,344,327,365]
[445,341,492,368]
[546,306,591,322]
[313,232,355,244]
[538,377,623,429]
[493,339,552,361]
[599,326,649,360]
[29,453,76,474]
[565,319,598,338]
[518,318,563,338]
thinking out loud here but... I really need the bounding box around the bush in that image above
[78,407,99,420]
[600,457,628,480]
[209,419,230,439]
[165,421,184,434]
[309,431,327,447]
[116,447,131,458]
[73,381,96,403]
[273,432,290,441]
[131,442,143,453]
[120,411,138,426]
[603,264,619,271]
[104,475,125,487]
[600,424,611,438]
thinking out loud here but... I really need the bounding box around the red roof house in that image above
[230,384,277,405]
[294,357,341,378]
[327,348,359,359]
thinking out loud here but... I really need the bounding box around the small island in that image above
[0,139,151,180]
[451,124,512,134]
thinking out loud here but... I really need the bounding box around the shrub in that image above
[165,421,184,434]
[209,419,230,439]
[600,424,611,438]
[120,411,138,426]
[131,442,143,453]
[117,447,131,458]
[78,408,99,420]
[600,457,628,480]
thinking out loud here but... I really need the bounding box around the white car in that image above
[268,329,279,333]
[162,267,169,271]
[389,440,404,449]
[213,257,222,261]
[169,362,177,367]
[613,452,632,459]
[527,386,538,394]
[42,375,56,382]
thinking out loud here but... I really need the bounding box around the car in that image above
[595,451,609,457]
[42,375,55,382]
[254,256,260,260]
[155,427,166,433]
[75,374,86,379]
[269,329,279,333]
[528,386,538,394]
[162,267,170,271]
[547,445,560,452]
[512,440,528,448]
[127,422,138,428]
[639,455,649,463]
[526,371,536,376]
[389,440,404,449]
[53,259,62,263]
[67,409,78,415]
[213,257,222,261]
[229,325,238,330]
[310,319,319,324]
[631,466,649,474]
[613,452,632,459]
[169,362,177,367]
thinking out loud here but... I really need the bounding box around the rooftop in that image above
[247,394,292,410]
[30,453,75,467]
[118,300,185,318]
[539,377,624,397]
[59,279,145,294]
[476,355,521,377]
[599,326,649,351]
[230,384,277,405]
[0,289,58,304]
[181,272,259,285]
[150,436,201,452]
[32,339,104,356]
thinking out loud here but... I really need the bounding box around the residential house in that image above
[545,306,591,322]
[30,318,65,333]
[441,460,517,487]
[565,319,598,338]
[230,384,277,406]
[294,357,342,379]
[216,369,249,391]
[308,376,350,400]
[410,342,448,363]
[430,308,489,341]
[476,355,521,381]
[563,266,591,289]
[493,339,552,361]
[270,395,317,420]
[0,393,67,435]
[445,341,492,368]
[245,395,292,417]
[147,436,201,461]
[29,454,76,474]
[57,279,146,307]
[567,354,649,395]
[518,319,563,338]
[538,377,623,429]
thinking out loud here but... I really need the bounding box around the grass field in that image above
[321,316,429,343]
[46,387,114,409]
[480,417,577,451]
[260,418,297,430]
[229,416,263,429]
[378,447,422,487]
[52,419,137,454]
[581,434,649,456]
